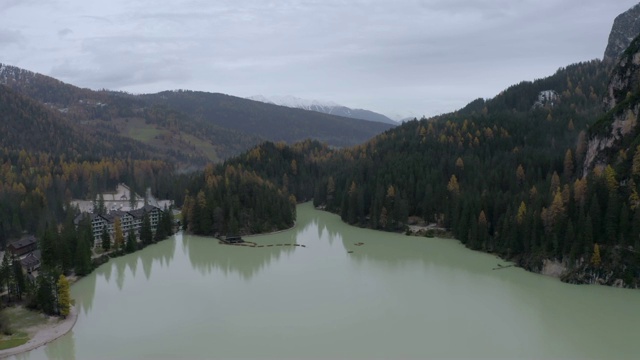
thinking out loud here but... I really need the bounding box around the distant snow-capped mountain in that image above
[248,95,397,125]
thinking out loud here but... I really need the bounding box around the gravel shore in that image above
[0,306,77,359]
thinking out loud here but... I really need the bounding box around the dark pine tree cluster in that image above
[182,163,296,236]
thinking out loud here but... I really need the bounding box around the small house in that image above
[20,250,41,273]
[7,235,37,257]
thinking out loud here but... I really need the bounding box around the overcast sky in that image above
[1,1,638,120]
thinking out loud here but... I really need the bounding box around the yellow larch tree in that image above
[57,275,71,318]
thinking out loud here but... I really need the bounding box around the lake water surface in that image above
[14,203,640,359]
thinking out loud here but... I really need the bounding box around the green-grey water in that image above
[13,203,640,359]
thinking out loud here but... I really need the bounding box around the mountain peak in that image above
[247,95,396,125]
[250,95,340,109]
[603,3,640,63]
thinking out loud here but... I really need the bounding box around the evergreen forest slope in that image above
[140,90,394,147]
[206,57,640,287]
[0,64,392,166]
[4,7,640,289]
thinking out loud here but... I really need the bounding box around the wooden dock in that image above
[217,235,244,244]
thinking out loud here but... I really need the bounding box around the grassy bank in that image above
[0,306,50,350]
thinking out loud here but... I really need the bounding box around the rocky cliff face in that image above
[604,3,640,63]
[584,35,640,175]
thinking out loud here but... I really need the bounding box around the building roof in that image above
[20,250,41,268]
[100,212,118,224]
[71,183,172,214]
[73,212,106,226]
[92,206,160,223]
[8,235,37,250]
[129,204,161,219]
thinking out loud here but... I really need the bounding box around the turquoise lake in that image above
[14,203,640,359]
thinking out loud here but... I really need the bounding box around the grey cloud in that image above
[0,0,33,11]
[3,0,639,118]
[50,35,192,89]
[0,29,25,46]
[80,15,113,24]
[58,28,73,37]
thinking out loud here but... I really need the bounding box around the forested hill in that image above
[321,58,640,287]
[0,85,156,162]
[0,63,392,165]
[0,62,389,250]
[140,90,394,147]
[217,58,640,287]
[0,83,183,244]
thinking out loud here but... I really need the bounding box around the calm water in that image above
[14,203,640,359]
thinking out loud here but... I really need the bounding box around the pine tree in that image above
[182,192,192,231]
[101,226,111,251]
[477,210,488,249]
[57,275,71,318]
[75,237,92,276]
[126,230,137,253]
[129,187,137,210]
[632,209,640,249]
[467,215,479,249]
[114,218,124,251]
[618,204,629,247]
[196,190,211,234]
[140,213,153,245]
[347,181,358,224]
[564,219,575,256]
[97,194,106,215]
[162,208,174,236]
[588,197,601,241]
[40,226,56,268]
[0,252,11,296]
[60,216,79,273]
[605,192,619,245]
[584,215,594,253]
[11,254,25,300]
[36,271,56,314]
[327,176,336,208]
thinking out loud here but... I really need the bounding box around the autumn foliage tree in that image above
[591,243,601,267]
[57,275,71,318]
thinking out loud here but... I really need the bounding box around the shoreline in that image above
[0,221,293,358]
[243,221,297,238]
[0,306,78,359]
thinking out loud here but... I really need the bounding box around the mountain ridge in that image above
[247,94,397,125]
[0,63,392,165]
[141,90,394,148]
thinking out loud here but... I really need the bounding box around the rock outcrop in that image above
[604,3,640,63]
[583,34,640,175]
[532,90,559,109]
